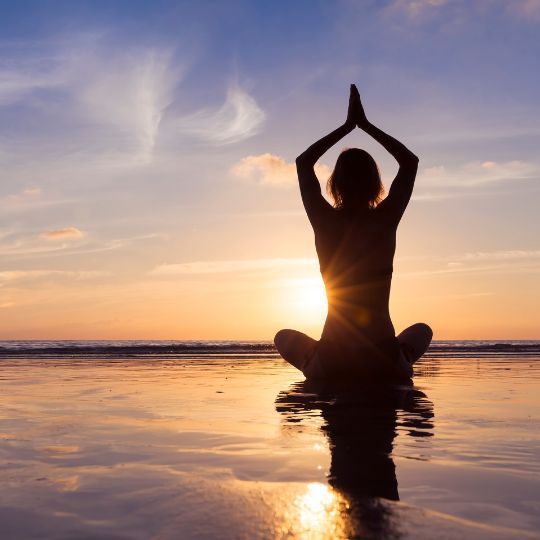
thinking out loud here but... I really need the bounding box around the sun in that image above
[285,277,328,321]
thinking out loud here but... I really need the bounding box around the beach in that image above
[2,1,539,538]
[0,341,539,539]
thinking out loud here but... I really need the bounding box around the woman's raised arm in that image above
[354,85,419,222]
[296,85,358,224]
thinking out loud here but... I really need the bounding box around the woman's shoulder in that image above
[370,203,400,228]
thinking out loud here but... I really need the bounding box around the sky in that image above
[0,0,539,340]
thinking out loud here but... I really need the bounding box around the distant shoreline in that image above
[1,339,539,359]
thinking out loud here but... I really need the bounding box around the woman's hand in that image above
[352,84,369,128]
[345,84,360,129]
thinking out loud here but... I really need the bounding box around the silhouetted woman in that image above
[275,84,432,379]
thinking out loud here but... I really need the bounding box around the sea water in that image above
[0,341,538,539]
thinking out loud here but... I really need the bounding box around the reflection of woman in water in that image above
[275,84,432,379]
[275,380,434,537]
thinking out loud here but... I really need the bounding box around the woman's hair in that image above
[327,148,384,210]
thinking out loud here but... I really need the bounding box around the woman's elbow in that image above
[295,154,307,166]
[296,154,313,170]
[402,152,419,169]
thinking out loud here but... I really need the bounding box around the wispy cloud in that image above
[420,160,538,187]
[0,33,265,204]
[0,37,255,160]
[69,45,180,162]
[506,0,540,20]
[0,187,73,213]
[149,257,317,276]
[0,230,160,258]
[151,250,540,280]
[22,187,41,196]
[0,62,61,106]
[0,270,107,283]
[403,263,539,278]
[231,153,331,186]
[401,249,540,277]
[453,249,540,262]
[41,227,84,240]
[178,83,265,144]
[0,195,76,213]
[1,187,42,203]
[384,0,540,22]
[385,0,448,18]
[0,36,183,163]
[412,191,464,202]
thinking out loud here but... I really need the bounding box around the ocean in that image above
[0,340,539,539]
[1,339,539,358]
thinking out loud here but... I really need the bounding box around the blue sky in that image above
[0,0,539,339]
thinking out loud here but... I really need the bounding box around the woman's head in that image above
[327,148,384,210]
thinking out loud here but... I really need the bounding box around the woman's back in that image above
[314,205,398,356]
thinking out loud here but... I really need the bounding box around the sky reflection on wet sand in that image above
[0,355,539,539]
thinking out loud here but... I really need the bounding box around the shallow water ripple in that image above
[0,351,539,539]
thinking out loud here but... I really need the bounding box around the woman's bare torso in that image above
[313,206,398,362]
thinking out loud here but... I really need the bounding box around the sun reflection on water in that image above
[288,482,349,539]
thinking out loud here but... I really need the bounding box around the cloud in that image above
[401,249,540,277]
[41,227,85,240]
[386,0,448,17]
[405,263,540,277]
[178,84,265,144]
[420,160,538,187]
[69,45,180,162]
[2,187,42,202]
[507,0,540,20]
[149,257,317,276]
[0,35,184,169]
[0,230,161,258]
[231,153,331,186]
[22,187,42,196]
[0,187,77,214]
[454,249,540,262]
[1,186,40,205]
[384,0,540,22]
[0,270,107,283]
[412,192,463,201]
[0,64,62,106]
[0,33,264,197]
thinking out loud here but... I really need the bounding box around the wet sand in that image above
[1,352,539,539]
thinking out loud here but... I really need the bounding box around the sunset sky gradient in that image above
[1,0,539,339]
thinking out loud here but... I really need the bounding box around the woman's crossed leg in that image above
[274,329,317,373]
[397,323,433,365]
